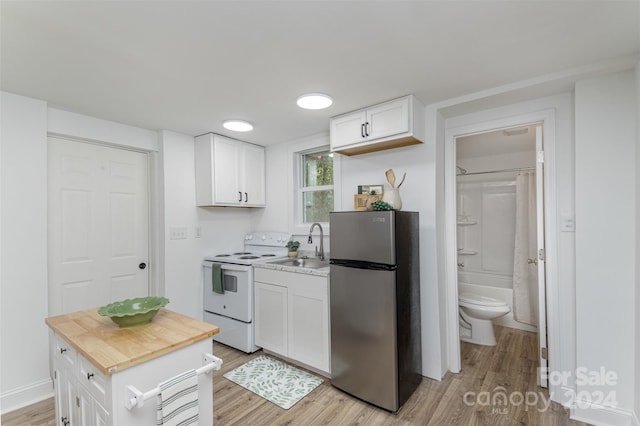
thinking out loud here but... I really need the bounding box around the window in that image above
[299,149,334,224]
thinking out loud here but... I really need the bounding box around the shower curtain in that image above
[512,171,538,326]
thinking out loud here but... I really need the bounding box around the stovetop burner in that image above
[205,231,292,265]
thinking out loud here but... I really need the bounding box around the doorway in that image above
[47,137,150,315]
[443,109,559,395]
[455,124,548,386]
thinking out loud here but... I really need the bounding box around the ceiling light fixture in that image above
[223,120,253,132]
[296,93,333,110]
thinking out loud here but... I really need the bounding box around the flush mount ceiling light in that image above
[296,93,333,110]
[223,120,253,132]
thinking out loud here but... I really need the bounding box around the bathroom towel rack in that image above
[125,353,223,410]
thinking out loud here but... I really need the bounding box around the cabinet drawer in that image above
[78,356,108,407]
[53,334,77,370]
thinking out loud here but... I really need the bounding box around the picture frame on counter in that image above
[357,184,384,195]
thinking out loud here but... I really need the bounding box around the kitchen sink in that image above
[270,257,329,269]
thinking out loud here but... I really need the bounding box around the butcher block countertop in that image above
[45,308,219,375]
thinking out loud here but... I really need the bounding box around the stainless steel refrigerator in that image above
[329,210,422,412]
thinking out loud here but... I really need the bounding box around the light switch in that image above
[195,226,202,238]
[169,227,188,240]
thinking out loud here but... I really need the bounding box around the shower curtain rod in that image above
[457,166,535,176]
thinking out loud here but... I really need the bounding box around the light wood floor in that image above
[3,326,589,425]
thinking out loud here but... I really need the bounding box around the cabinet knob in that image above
[60,347,67,354]
[87,372,94,380]
[62,416,70,426]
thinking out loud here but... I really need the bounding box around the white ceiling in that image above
[2,1,638,145]
[457,125,536,159]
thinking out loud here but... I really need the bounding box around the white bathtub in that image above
[458,280,537,333]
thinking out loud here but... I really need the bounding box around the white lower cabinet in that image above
[254,268,330,374]
[51,332,213,425]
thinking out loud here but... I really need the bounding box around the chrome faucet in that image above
[308,222,325,261]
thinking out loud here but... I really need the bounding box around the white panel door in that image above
[48,137,149,315]
[535,125,549,388]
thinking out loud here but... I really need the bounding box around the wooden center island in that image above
[46,308,220,426]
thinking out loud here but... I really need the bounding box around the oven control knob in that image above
[247,235,253,240]
[261,235,266,241]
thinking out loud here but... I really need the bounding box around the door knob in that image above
[527,258,538,265]
[139,262,147,270]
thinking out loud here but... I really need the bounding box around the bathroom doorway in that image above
[444,110,557,387]
[454,124,548,386]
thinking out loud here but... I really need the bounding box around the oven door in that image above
[203,261,253,322]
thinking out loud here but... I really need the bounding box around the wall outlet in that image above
[195,226,202,238]
[169,227,188,240]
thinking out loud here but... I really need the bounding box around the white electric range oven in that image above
[202,231,290,353]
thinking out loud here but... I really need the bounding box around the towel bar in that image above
[125,353,223,410]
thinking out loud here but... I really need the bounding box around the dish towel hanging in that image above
[212,263,224,294]
[156,369,199,426]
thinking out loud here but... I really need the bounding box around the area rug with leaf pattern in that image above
[223,355,323,409]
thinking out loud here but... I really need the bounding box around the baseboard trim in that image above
[571,400,635,426]
[0,378,54,415]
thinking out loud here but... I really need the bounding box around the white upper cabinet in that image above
[195,133,265,207]
[330,95,425,156]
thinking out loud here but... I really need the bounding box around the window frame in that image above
[291,139,341,236]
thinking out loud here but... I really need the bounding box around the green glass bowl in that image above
[98,297,169,328]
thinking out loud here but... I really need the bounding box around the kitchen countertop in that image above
[254,258,330,277]
[45,308,219,375]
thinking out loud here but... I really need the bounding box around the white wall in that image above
[574,70,637,424]
[442,92,575,402]
[337,140,443,380]
[252,133,332,253]
[0,92,52,412]
[160,130,254,320]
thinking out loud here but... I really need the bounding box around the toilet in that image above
[458,292,510,346]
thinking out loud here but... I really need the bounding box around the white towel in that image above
[156,369,199,426]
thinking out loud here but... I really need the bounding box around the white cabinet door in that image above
[288,279,330,372]
[366,97,409,140]
[213,136,242,205]
[242,143,265,206]
[54,366,74,426]
[330,110,367,149]
[254,282,288,354]
[195,133,265,207]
